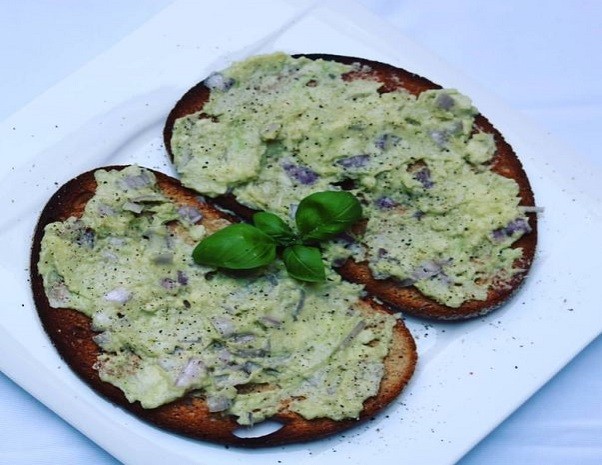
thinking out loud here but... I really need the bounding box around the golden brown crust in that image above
[30,165,416,447]
[163,53,537,321]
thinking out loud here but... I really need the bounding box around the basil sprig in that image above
[282,245,326,283]
[192,191,362,282]
[296,191,363,242]
[191,223,276,269]
[252,211,296,245]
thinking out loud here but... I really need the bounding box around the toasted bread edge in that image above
[29,165,417,447]
[163,53,538,320]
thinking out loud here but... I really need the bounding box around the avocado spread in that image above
[38,166,396,424]
[171,53,531,308]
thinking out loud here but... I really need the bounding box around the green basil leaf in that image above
[295,191,362,242]
[192,223,276,270]
[282,245,325,282]
[253,212,296,245]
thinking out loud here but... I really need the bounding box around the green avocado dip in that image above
[171,53,532,308]
[38,166,396,424]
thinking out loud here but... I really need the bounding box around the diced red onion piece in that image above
[231,333,256,344]
[217,348,233,364]
[92,331,112,348]
[175,358,206,387]
[375,133,401,150]
[393,259,451,287]
[243,361,262,374]
[412,260,443,280]
[435,93,455,110]
[97,204,116,217]
[413,167,434,188]
[103,287,132,304]
[122,201,144,214]
[374,196,398,209]
[153,252,174,265]
[292,289,306,320]
[177,270,189,285]
[92,310,112,330]
[288,203,298,221]
[212,317,236,337]
[336,320,367,352]
[47,281,71,307]
[282,161,318,185]
[160,277,177,290]
[492,217,532,241]
[204,72,235,91]
[206,395,232,413]
[75,228,95,248]
[430,129,448,147]
[336,154,370,169]
[178,205,203,223]
[121,172,152,189]
[259,316,282,328]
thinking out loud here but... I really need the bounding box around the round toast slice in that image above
[30,165,417,447]
[163,53,538,321]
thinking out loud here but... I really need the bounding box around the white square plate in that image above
[0,1,600,464]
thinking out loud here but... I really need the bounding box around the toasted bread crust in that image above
[164,53,537,320]
[30,165,416,447]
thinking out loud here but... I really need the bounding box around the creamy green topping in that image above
[38,166,396,424]
[171,53,531,307]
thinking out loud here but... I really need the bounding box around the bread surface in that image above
[30,165,417,447]
[164,53,537,320]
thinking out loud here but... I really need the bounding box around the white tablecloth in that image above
[1,1,600,463]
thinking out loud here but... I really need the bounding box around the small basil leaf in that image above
[192,223,276,270]
[282,245,325,282]
[253,212,296,244]
[295,191,362,242]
